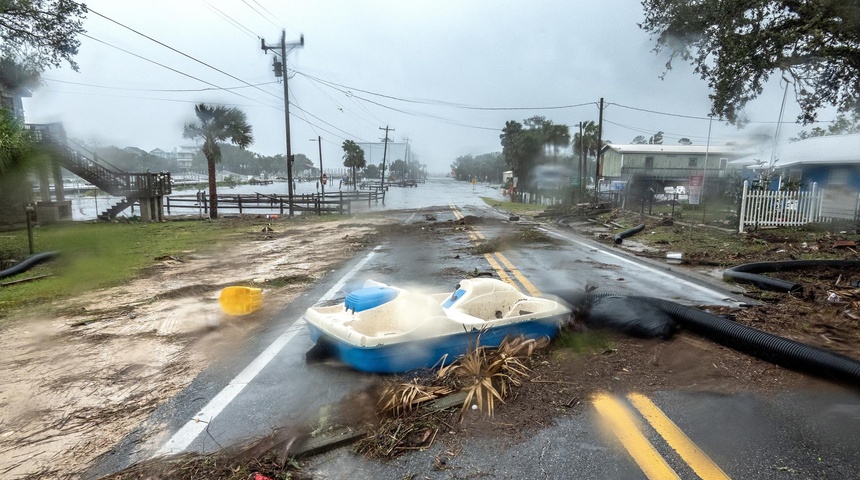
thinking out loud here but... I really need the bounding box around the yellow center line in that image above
[449,205,531,293]
[483,253,515,286]
[449,204,464,220]
[493,252,540,296]
[627,393,732,480]
[450,203,718,480]
[592,393,681,480]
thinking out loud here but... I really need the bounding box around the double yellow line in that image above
[449,205,539,296]
[593,393,731,479]
[447,205,730,479]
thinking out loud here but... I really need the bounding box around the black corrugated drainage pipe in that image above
[0,251,58,279]
[614,224,645,245]
[724,260,860,294]
[550,290,860,386]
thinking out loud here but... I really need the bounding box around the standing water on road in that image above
[68,177,506,220]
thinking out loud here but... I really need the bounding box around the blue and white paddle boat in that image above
[303,278,571,373]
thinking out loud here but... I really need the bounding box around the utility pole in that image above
[578,121,585,198]
[262,30,303,217]
[595,97,604,199]
[315,135,324,197]
[380,125,394,203]
[402,136,410,181]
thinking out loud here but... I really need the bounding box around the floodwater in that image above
[67,177,506,220]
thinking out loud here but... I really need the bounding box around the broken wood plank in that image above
[1,273,53,287]
[289,427,367,458]
[427,391,469,411]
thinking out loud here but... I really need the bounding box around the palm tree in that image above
[545,123,570,161]
[341,140,366,189]
[183,103,253,219]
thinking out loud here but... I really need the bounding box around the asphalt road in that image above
[88,181,860,479]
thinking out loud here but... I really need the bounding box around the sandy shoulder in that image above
[0,216,393,479]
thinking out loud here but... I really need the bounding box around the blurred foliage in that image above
[641,0,860,124]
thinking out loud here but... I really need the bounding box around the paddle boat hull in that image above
[303,278,570,373]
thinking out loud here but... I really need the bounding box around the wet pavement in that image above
[88,178,860,480]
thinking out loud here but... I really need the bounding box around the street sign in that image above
[322,173,327,185]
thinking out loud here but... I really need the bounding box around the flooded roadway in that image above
[89,179,860,480]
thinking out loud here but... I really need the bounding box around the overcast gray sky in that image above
[24,0,820,174]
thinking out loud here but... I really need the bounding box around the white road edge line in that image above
[154,245,383,457]
[541,228,738,305]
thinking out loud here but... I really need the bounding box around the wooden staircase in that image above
[26,123,172,220]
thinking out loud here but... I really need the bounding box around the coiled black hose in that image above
[724,260,860,293]
[550,290,860,385]
[0,251,58,279]
[614,223,645,245]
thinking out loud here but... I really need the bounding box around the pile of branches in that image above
[355,335,548,458]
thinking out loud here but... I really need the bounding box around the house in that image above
[600,144,753,182]
[731,134,860,221]
[729,133,860,191]
[598,143,753,198]
[149,148,176,160]
[176,146,198,171]
[123,146,148,156]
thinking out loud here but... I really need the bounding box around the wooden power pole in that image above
[262,30,303,216]
[595,97,604,198]
[379,125,394,203]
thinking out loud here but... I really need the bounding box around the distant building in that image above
[149,148,176,160]
[600,144,752,182]
[598,143,754,198]
[123,146,148,156]
[176,146,198,171]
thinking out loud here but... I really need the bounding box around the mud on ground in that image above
[3,210,859,479]
[0,216,392,479]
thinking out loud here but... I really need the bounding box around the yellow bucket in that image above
[219,286,263,316]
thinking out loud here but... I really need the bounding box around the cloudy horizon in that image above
[22,0,832,174]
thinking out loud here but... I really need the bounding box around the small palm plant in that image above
[437,335,547,418]
[377,380,455,417]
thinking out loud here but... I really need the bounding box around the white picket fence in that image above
[738,181,822,233]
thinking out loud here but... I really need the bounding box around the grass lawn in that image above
[0,219,263,319]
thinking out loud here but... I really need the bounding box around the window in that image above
[829,168,850,185]
[719,158,728,169]
[688,157,698,167]
[789,169,802,183]
[645,157,654,170]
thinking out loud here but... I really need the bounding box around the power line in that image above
[43,77,278,92]
[298,73,499,131]
[297,71,596,111]
[608,102,712,121]
[608,101,832,125]
[40,88,261,107]
[603,119,732,143]
[204,1,259,40]
[240,0,279,29]
[87,7,282,103]
[79,33,265,105]
[301,74,379,129]
[249,0,284,25]
[247,0,301,37]
[289,94,367,142]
